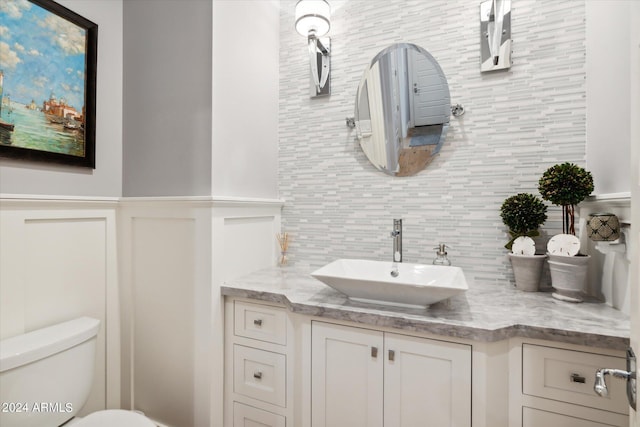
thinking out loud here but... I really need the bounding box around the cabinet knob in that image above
[253,319,263,327]
[253,371,263,380]
[389,350,395,362]
[371,346,378,358]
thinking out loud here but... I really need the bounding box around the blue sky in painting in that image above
[0,0,86,109]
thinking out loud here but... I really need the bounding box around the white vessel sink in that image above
[311,259,468,308]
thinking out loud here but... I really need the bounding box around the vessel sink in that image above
[311,259,468,308]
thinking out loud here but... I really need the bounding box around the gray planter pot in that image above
[508,253,547,292]
[548,253,591,302]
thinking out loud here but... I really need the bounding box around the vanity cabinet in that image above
[311,321,472,427]
[224,299,293,427]
[222,294,629,427]
[510,340,629,427]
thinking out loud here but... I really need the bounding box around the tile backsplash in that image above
[278,0,586,286]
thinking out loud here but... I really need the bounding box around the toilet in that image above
[69,409,155,426]
[0,317,155,427]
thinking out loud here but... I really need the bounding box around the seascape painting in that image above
[0,0,97,168]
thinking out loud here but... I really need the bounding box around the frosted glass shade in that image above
[295,0,331,37]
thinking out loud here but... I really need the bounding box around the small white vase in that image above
[548,253,591,302]
[508,253,547,292]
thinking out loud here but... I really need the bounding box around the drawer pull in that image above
[253,371,263,380]
[253,319,263,327]
[371,346,378,358]
[570,373,586,384]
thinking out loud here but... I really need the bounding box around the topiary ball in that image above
[538,162,594,206]
[500,193,548,235]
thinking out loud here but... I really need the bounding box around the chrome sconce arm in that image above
[480,0,512,72]
[295,0,331,97]
[307,34,331,96]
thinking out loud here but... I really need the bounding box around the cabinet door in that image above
[311,322,384,427]
[384,333,472,427]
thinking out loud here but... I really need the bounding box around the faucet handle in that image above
[391,219,402,237]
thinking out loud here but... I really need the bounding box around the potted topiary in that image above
[500,193,548,291]
[538,162,594,301]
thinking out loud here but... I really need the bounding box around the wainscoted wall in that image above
[0,196,120,415]
[278,0,628,301]
[119,197,282,427]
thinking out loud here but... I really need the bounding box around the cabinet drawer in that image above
[234,344,286,407]
[235,301,287,345]
[523,407,620,427]
[233,402,285,427]
[522,344,627,415]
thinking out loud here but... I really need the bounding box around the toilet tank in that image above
[0,317,100,427]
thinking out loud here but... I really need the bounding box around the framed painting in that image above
[0,0,97,168]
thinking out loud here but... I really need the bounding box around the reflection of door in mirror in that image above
[379,51,402,171]
[404,49,451,171]
[364,61,387,169]
[355,43,451,177]
[409,50,450,127]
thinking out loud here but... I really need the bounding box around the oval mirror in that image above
[355,43,451,176]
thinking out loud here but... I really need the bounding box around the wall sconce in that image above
[480,0,512,72]
[295,0,331,97]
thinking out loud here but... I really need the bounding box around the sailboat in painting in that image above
[0,70,15,132]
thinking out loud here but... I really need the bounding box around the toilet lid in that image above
[72,410,156,427]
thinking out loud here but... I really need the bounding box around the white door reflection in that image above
[355,43,450,176]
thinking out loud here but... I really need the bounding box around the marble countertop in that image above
[221,266,630,351]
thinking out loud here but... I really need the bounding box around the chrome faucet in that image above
[390,219,402,263]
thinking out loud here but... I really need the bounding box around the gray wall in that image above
[211,0,280,199]
[0,0,123,197]
[2,0,280,200]
[123,0,212,197]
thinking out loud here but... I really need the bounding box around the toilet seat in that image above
[71,410,156,427]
